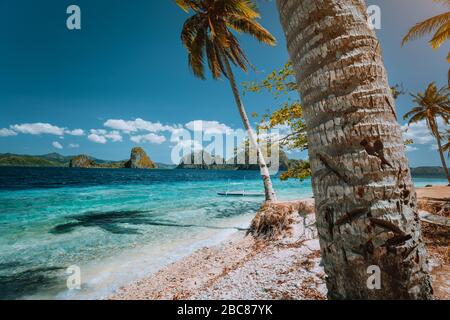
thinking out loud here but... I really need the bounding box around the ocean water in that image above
[0,167,447,300]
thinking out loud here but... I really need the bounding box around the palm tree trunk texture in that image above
[432,118,450,184]
[277,0,433,299]
[222,58,278,202]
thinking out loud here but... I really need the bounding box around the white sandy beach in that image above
[112,199,328,300]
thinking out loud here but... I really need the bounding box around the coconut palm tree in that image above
[176,0,277,201]
[276,0,433,299]
[402,0,450,85]
[443,129,450,157]
[404,83,450,184]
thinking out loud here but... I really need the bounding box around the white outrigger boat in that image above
[217,191,265,197]
[217,178,265,197]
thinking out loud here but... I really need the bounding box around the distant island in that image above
[0,149,448,178]
[69,147,156,169]
[0,147,175,170]
[176,149,292,171]
[409,166,450,177]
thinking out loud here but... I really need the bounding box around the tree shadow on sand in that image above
[208,201,261,218]
[50,209,249,235]
[0,264,66,300]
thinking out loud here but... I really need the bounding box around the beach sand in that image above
[111,187,449,300]
[417,185,450,201]
[417,186,450,299]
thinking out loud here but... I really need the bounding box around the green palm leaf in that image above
[176,0,276,79]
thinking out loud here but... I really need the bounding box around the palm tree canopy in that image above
[403,82,450,136]
[176,0,276,79]
[402,0,450,60]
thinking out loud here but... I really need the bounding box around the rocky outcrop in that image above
[229,148,290,171]
[177,151,226,170]
[124,147,156,169]
[69,155,96,168]
[177,149,290,171]
[69,148,156,170]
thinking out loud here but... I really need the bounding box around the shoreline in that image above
[110,187,449,300]
[111,199,328,300]
[55,215,256,300]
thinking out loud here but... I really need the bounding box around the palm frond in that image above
[407,112,427,126]
[227,15,276,45]
[404,83,450,137]
[434,0,450,9]
[175,0,202,12]
[402,11,450,48]
[430,21,450,48]
[176,0,276,79]
[403,107,426,121]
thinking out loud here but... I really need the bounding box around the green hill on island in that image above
[176,150,449,179]
[177,149,291,172]
[0,148,167,169]
[0,153,70,167]
[0,150,447,177]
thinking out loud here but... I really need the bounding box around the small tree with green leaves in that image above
[244,62,406,181]
[243,62,309,180]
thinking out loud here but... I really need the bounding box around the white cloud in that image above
[430,144,439,151]
[172,138,203,151]
[104,131,123,142]
[52,141,63,149]
[0,128,17,137]
[88,129,122,143]
[11,123,65,136]
[185,120,232,135]
[88,134,107,144]
[8,123,85,137]
[402,120,441,145]
[104,119,137,132]
[130,133,166,144]
[69,144,80,148]
[104,118,176,133]
[90,129,107,135]
[66,129,85,136]
[406,145,419,152]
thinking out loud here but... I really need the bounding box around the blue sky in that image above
[0,0,448,166]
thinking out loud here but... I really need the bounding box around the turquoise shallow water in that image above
[0,167,447,300]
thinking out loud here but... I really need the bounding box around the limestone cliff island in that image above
[69,147,157,169]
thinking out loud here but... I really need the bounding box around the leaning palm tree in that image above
[276,0,433,299]
[402,0,450,85]
[404,83,450,184]
[443,129,450,157]
[176,0,277,201]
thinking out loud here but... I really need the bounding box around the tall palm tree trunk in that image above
[432,118,450,184]
[277,0,433,299]
[222,58,277,202]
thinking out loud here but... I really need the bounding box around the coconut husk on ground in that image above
[247,200,315,240]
